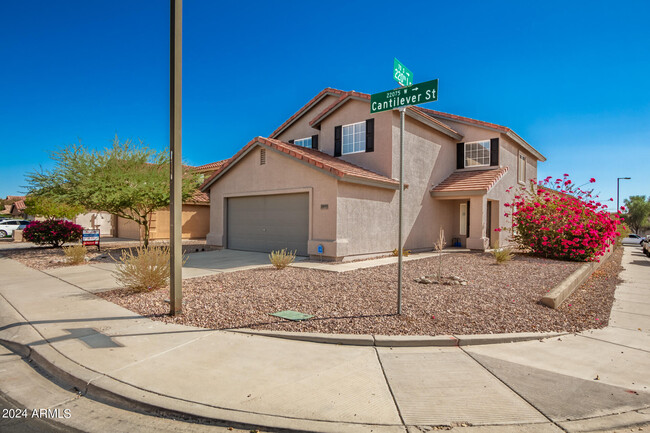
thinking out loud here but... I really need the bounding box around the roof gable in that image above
[418,108,546,162]
[200,137,399,191]
[269,88,346,139]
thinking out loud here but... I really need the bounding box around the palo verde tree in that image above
[26,136,201,247]
[23,195,85,220]
[623,195,650,234]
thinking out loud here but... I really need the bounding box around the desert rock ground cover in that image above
[97,248,624,336]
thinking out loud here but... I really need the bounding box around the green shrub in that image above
[269,248,296,269]
[63,244,87,265]
[491,243,514,265]
[23,220,83,247]
[114,246,182,291]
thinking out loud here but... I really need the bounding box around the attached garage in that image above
[227,193,309,256]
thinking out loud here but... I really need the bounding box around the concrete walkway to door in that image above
[41,249,305,293]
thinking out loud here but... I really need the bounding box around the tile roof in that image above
[13,200,26,211]
[307,89,461,138]
[417,107,546,162]
[201,136,399,191]
[431,167,508,194]
[308,90,371,127]
[187,190,209,203]
[417,108,511,133]
[269,88,346,138]
[192,159,229,173]
[5,195,25,202]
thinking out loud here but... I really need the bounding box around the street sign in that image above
[393,58,413,87]
[370,79,438,114]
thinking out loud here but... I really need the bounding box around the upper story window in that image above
[342,121,366,154]
[464,140,490,167]
[518,153,527,184]
[294,137,312,148]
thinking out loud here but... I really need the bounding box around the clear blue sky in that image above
[1,1,648,210]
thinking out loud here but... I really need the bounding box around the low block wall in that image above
[541,246,614,309]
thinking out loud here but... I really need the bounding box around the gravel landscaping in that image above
[97,248,624,336]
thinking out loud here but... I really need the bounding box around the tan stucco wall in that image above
[275,94,340,143]
[318,99,394,178]
[207,97,542,257]
[75,211,114,237]
[206,144,341,256]
[150,204,210,240]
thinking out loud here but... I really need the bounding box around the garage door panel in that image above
[227,194,308,256]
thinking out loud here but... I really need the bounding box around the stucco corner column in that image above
[466,195,489,250]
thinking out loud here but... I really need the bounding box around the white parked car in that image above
[621,233,645,245]
[0,219,31,237]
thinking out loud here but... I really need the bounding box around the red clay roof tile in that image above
[193,160,229,172]
[431,167,508,194]
[269,88,346,138]
[201,136,399,191]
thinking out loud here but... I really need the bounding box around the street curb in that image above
[541,247,614,309]
[0,337,404,433]
[229,328,567,347]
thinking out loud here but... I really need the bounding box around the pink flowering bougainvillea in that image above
[23,220,83,247]
[500,174,623,262]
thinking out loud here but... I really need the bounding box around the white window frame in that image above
[459,203,468,236]
[342,121,366,155]
[518,152,527,184]
[464,140,491,168]
[294,137,312,148]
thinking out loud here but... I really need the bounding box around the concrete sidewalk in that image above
[0,247,649,432]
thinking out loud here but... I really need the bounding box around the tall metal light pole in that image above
[617,177,631,212]
[170,0,183,315]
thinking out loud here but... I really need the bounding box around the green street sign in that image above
[370,79,439,114]
[393,58,413,87]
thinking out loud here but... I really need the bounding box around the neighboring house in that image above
[74,211,115,237]
[114,161,228,240]
[201,88,545,260]
[9,199,27,218]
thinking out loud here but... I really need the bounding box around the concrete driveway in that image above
[41,249,303,293]
[183,248,306,278]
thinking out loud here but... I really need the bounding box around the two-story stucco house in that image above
[201,87,545,260]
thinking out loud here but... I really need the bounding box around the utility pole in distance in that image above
[170,0,182,315]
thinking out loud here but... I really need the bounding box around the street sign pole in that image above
[170,0,182,315]
[397,106,405,315]
[371,73,439,316]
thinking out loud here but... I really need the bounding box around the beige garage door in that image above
[227,193,308,256]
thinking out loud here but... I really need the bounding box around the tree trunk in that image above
[142,218,150,248]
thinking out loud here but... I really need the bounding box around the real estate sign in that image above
[370,79,439,114]
[393,58,413,87]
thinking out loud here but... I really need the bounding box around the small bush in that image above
[23,220,83,247]
[491,243,514,265]
[114,246,180,291]
[63,244,87,265]
[269,248,296,269]
[392,248,411,256]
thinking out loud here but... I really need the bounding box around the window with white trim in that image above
[342,121,366,154]
[518,153,526,184]
[464,140,490,167]
[294,137,312,148]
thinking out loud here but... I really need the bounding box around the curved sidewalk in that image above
[0,248,649,432]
